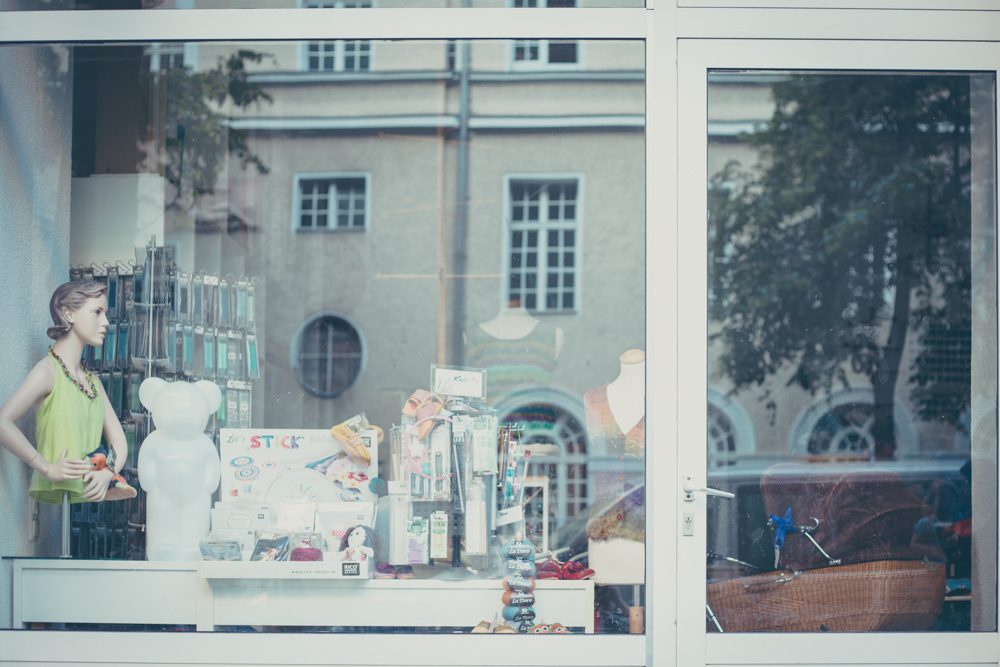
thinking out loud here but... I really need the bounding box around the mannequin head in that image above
[48,280,109,342]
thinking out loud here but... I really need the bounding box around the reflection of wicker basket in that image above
[707,560,945,633]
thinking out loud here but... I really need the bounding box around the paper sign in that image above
[432,365,486,398]
[220,428,378,503]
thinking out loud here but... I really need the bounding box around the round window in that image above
[293,314,364,398]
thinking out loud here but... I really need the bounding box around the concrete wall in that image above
[0,42,74,628]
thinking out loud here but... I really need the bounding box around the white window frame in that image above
[292,172,371,232]
[507,0,582,71]
[503,173,584,314]
[676,36,1000,667]
[298,0,374,73]
[5,5,1000,667]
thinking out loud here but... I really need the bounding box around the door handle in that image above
[682,476,735,502]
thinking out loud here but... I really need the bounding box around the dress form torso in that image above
[585,350,646,584]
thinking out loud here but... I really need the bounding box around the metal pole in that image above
[60,492,71,558]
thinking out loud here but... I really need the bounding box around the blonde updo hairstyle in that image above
[47,280,108,341]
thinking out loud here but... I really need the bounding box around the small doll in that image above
[336,525,376,562]
[0,280,136,504]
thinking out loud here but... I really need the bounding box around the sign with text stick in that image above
[220,428,378,503]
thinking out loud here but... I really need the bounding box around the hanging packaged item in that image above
[175,272,191,323]
[204,328,217,379]
[407,516,429,565]
[401,419,452,502]
[106,265,120,321]
[190,274,203,325]
[246,280,256,329]
[245,333,260,380]
[227,330,242,380]
[203,275,219,328]
[235,279,249,329]
[430,510,448,560]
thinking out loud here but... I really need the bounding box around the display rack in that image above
[67,240,261,560]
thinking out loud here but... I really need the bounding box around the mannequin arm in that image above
[0,359,90,481]
[82,383,125,501]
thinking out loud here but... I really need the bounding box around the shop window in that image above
[292,313,365,398]
[510,0,578,70]
[294,174,368,231]
[507,177,579,313]
[302,0,373,72]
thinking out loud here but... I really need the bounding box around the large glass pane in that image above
[0,38,644,634]
[1,0,645,11]
[706,70,997,633]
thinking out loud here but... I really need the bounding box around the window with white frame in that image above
[295,175,368,231]
[303,0,372,72]
[293,313,365,398]
[143,42,185,72]
[507,178,579,312]
[511,0,578,69]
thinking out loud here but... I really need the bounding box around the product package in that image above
[250,532,291,561]
[271,498,317,533]
[201,530,249,560]
[315,502,376,553]
[407,516,430,565]
[290,532,325,561]
[375,493,411,565]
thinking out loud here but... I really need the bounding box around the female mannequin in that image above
[0,280,135,504]
[584,349,645,585]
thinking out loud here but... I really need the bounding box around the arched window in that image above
[707,388,755,466]
[498,391,587,552]
[291,313,365,398]
[789,388,917,457]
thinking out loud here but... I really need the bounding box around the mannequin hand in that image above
[81,467,114,502]
[43,449,91,482]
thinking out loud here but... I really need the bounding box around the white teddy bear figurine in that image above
[137,378,222,560]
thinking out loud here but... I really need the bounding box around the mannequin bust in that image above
[0,280,135,504]
[475,305,565,358]
[463,301,565,405]
[585,348,646,585]
[605,348,645,437]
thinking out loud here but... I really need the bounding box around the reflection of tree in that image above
[709,74,972,459]
[151,50,273,211]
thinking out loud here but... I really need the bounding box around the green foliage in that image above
[709,74,973,445]
[154,49,273,204]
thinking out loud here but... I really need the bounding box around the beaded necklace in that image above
[48,346,98,400]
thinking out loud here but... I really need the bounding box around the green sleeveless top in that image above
[29,355,104,504]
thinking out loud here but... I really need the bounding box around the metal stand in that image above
[60,492,71,558]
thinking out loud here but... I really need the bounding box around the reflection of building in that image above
[133,34,646,543]
[706,73,971,467]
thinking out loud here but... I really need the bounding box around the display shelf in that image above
[11,559,594,633]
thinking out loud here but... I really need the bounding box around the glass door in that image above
[677,39,999,666]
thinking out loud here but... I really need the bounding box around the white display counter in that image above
[11,559,594,633]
